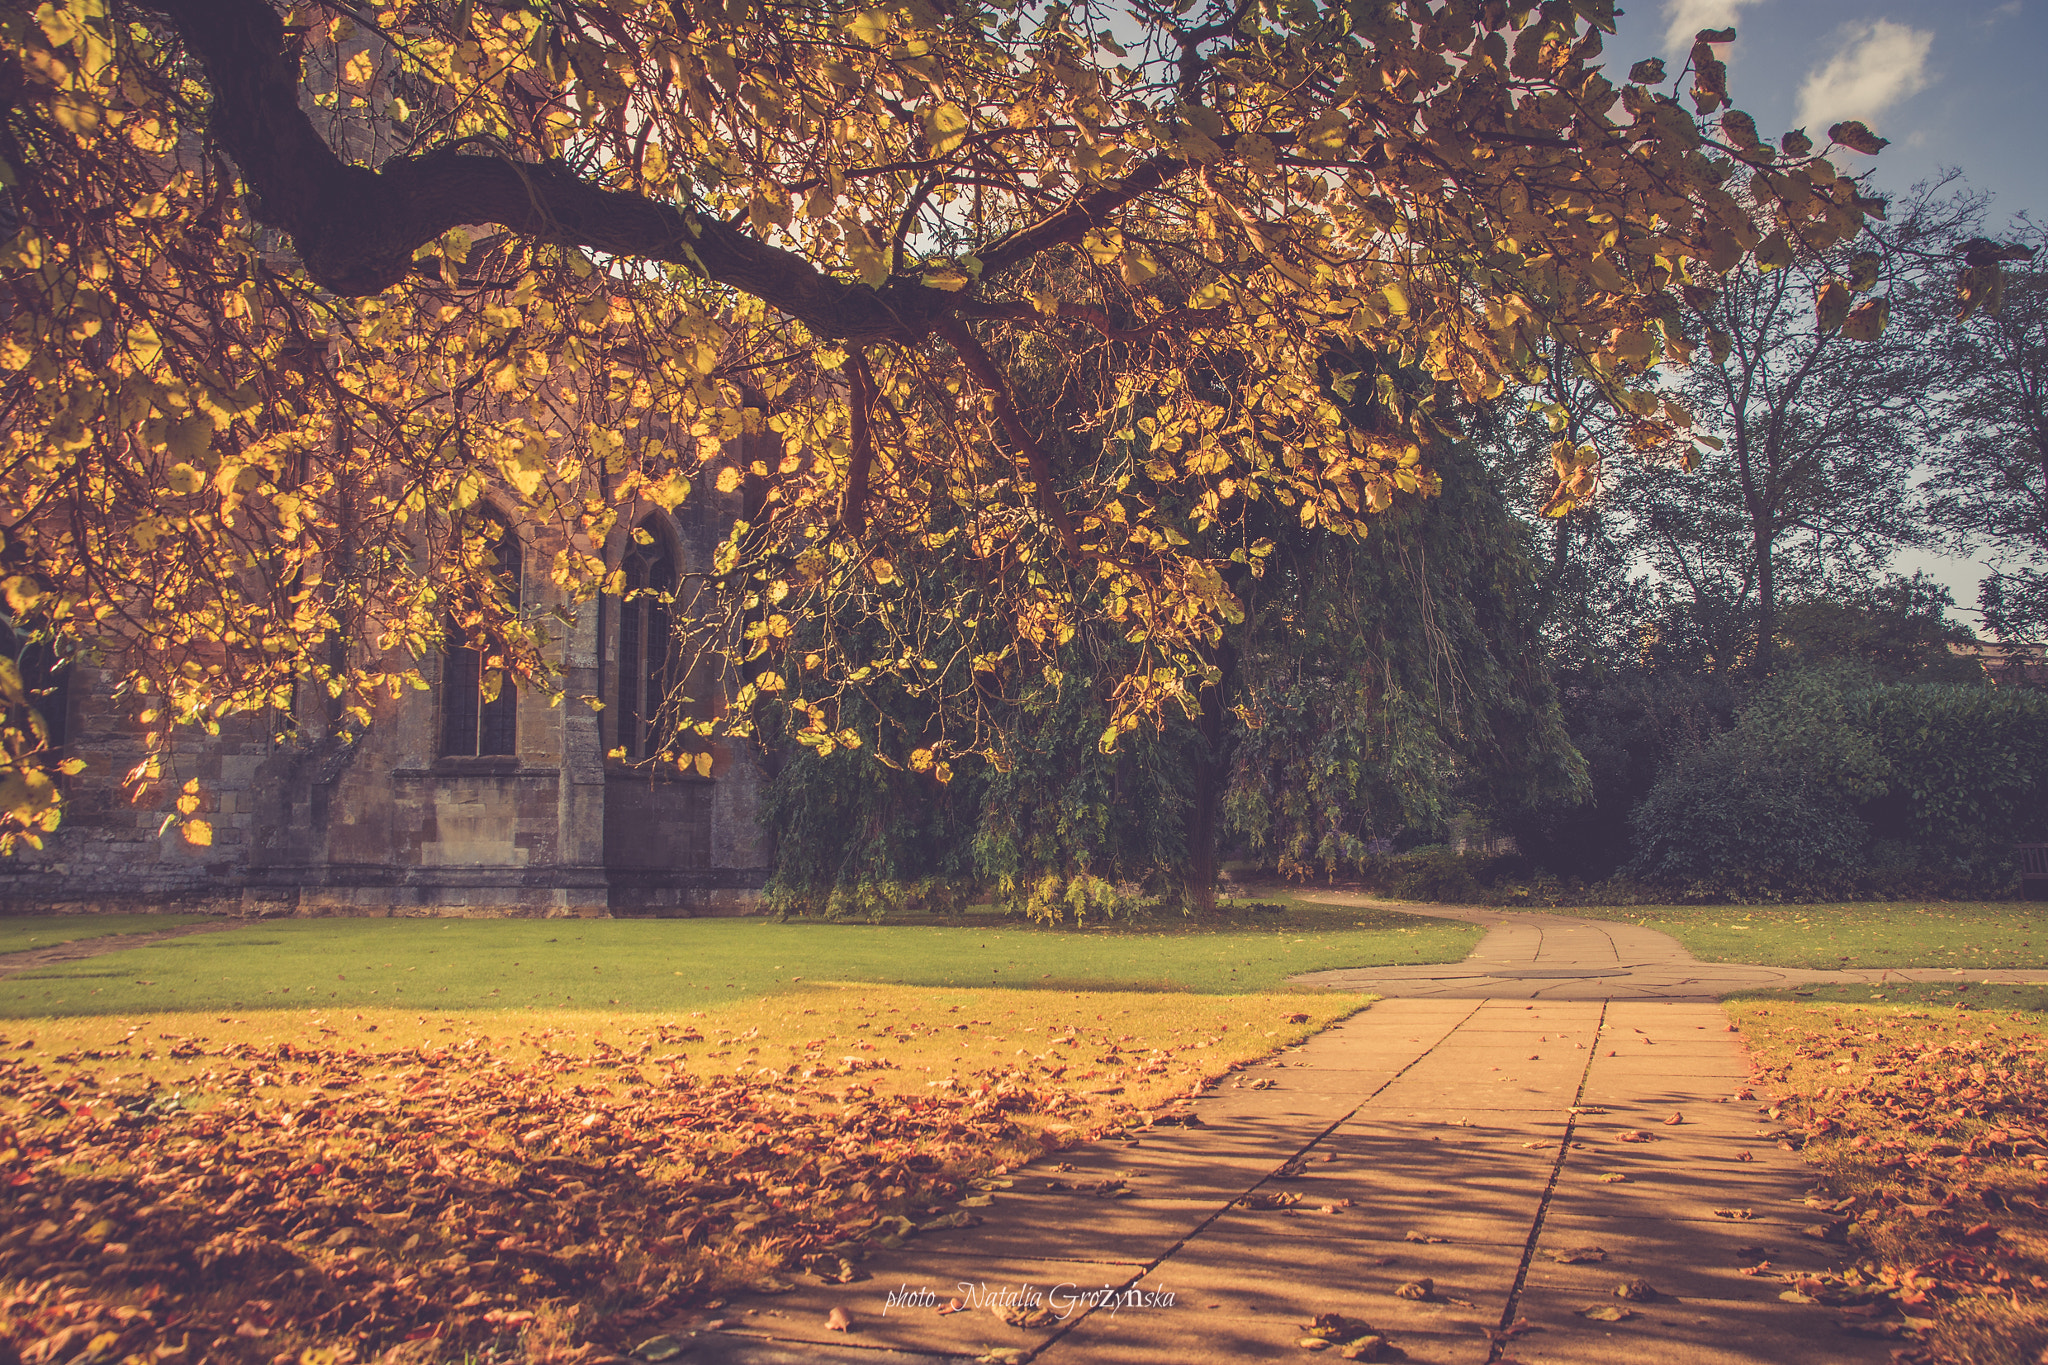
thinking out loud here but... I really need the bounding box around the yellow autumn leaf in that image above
[924,102,971,156]
[181,818,213,847]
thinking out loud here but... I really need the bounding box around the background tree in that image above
[1927,225,2048,639]
[1626,186,1979,676]
[0,0,1936,848]
[759,419,1585,916]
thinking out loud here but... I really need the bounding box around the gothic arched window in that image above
[614,526,674,760]
[442,523,521,757]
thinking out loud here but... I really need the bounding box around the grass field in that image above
[0,912,214,956]
[0,897,1478,1019]
[1545,901,2048,971]
[0,899,1402,1364]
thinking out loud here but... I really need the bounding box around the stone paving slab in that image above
[679,904,1971,1363]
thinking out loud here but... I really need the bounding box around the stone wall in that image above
[0,500,771,918]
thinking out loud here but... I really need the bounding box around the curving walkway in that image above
[1291,894,2048,1000]
[661,898,2007,1364]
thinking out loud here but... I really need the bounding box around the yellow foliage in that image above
[0,0,1936,842]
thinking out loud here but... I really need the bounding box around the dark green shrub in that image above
[1624,741,1867,893]
[1855,684,2048,872]
[1615,670,2046,899]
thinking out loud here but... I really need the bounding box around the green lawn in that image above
[1554,901,2048,970]
[1732,981,2048,1013]
[0,912,215,955]
[0,898,1477,1018]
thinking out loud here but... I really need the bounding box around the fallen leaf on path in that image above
[1617,1130,1654,1143]
[1593,1173,1629,1183]
[1713,1208,1757,1220]
[826,1307,852,1332]
[1403,1230,1448,1243]
[1244,1190,1302,1210]
[1663,1113,1684,1125]
[994,1304,1058,1329]
[1550,1246,1607,1264]
[1614,1278,1659,1301]
[1301,1313,1377,1342]
[1394,1279,1435,1301]
[1580,1305,1633,1322]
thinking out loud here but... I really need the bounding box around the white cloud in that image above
[1795,20,1935,136]
[1661,0,1765,55]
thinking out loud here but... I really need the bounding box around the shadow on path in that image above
[679,898,1912,1364]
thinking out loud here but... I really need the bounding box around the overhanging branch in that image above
[145,0,944,343]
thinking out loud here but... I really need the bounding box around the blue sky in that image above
[1612,0,2047,625]
[1618,0,2046,224]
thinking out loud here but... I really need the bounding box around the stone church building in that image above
[0,491,772,918]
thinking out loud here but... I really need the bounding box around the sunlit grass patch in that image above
[0,902,1474,1019]
[0,986,1364,1363]
[1737,982,2048,1013]
[1733,997,2048,1364]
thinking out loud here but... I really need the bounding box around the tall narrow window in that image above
[442,524,521,757]
[615,528,674,759]
[0,622,68,759]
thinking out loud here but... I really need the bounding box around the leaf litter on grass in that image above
[0,987,1356,1362]
[1735,1000,2048,1362]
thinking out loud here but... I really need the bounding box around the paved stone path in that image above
[1292,896,2048,1000]
[666,901,2041,1364]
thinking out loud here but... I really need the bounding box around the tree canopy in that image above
[0,0,1915,843]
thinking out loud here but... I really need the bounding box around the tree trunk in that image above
[1184,634,1240,915]
[1753,527,1777,677]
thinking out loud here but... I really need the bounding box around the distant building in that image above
[1949,641,2048,689]
[0,491,770,918]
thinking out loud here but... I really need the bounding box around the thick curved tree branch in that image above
[842,351,877,543]
[145,0,951,342]
[934,318,1081,560]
